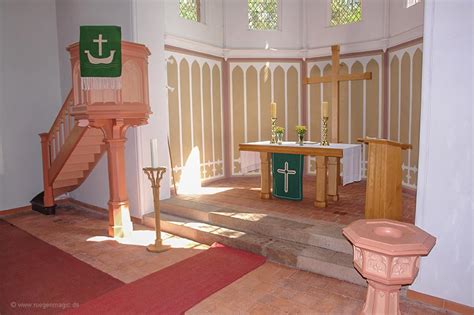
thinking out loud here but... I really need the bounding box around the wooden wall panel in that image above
[167,57,181,182]
[366,59,380,138]
[287,66,299,141]
[246,67,259,142]
[339,63,349,144]
[309,65,321,173]
[388,43,423,189]
[411,49,422,187]
[230,62,302,175]
[212,65,224,177]
[389,57,400,141]
[191,61,203,177]
[322,65,333,140]
[274,66,286,137]
[400,53,411,183]
[260,67,272,141]
[166,43,422,189]
[166,51,224,187]
[350,62,364,144]
[179,59,192,173]
[202,64,213,178]
[232,66,245,174]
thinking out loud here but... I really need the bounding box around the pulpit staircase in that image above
[31,91,106,215]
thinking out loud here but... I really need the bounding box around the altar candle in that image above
[271,102,277,118]
[150,138,159,167]
[322,101,329,118]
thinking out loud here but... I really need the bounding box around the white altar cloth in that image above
[240,142,362,185]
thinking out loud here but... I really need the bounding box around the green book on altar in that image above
[272,153,304,201]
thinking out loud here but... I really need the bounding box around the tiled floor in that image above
[2,204,453,314]
[3,205,208,284]
[175,176,417,225]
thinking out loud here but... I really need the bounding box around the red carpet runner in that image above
[0,220,124,315]
[68,243,266,315]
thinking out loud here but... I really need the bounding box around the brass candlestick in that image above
[143,167,171,253]
[321,116,330,146]
[271,117,277,143]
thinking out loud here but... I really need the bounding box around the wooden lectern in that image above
[358,138,411,220]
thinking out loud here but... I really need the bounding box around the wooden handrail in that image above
[38,88,89,199]
[45,89,76,166]
[48,126,87,184]
[48,90,73,140]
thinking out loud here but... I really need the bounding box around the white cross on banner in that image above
[277,162,296,193]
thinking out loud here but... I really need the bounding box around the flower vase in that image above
[297,134,305,145]
[276,133,284,144]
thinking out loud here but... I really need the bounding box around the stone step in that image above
[143,212,366,286]
[159,198,353,255]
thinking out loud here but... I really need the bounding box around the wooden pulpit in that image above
[358,138,411,220]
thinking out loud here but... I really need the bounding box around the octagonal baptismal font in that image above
[343,219,436,315]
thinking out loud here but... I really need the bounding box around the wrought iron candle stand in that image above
[271,118,277,143]
[321,117,330,146]
[143,167,171,253]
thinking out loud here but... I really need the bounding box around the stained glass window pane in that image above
[406,0,421,8]
[179,0,200,22]
[330,0,362,26]
[248,0,279,30]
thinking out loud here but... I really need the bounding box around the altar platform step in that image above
[142,199,366,286]
[158,198,353,255]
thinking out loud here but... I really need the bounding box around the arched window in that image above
[330,0,362,26]
[248,0,279,30]
[179,0,201,22]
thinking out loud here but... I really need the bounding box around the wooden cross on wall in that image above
[304,45,372,143]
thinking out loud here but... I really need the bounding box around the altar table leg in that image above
[315,156,327,207]
[260,152,271,199]
[327,157,339,201]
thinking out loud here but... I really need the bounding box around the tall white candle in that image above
[322,101,329,118]
[150,139,159,167]
[271,102,277,119]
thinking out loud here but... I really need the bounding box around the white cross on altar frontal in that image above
[93,34,108,56]
[277,162,296,193]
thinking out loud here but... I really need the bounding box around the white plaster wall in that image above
[55,0,141,217]
[223,0,303,49]
[165,0,223,47]
[411,0,473,307]
[133,0,171,216]
[305,0,385,49]
[0,0,62,210]
[55,0,134,100]
[389,0,424,39]
[164,0,425,55]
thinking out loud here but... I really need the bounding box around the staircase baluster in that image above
[59,121,64,150]
[69,100,74,131]
[50,136,56,162]
[54,129,58,157]
[64,109,69,137]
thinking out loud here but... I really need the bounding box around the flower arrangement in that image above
[274,126,285,134]
[295,125,307,135]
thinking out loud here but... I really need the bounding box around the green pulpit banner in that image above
[79,26,122,89]
[272,153,304,201]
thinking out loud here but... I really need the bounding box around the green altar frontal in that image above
[272,153,304,201]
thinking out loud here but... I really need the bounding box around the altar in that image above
[239,141,361,207]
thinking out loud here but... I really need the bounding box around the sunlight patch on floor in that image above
[179,186,233,195]
[86,230,205,249]
[178,146,202,194]
[217,211,268,222]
